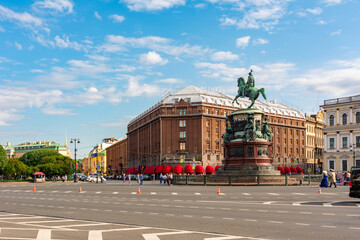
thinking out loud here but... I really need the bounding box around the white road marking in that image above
[64,191,71,193]
[292,202,301,206]
[172,193,178,195]
[112,192,118,194]
[36,229,51,240]
[183,215,193,218]
[295,223,309,226]
[242,193,251,196]
[95,191,102,194]
[293,193,306,195]
[119,210,128,213]
[244,219,257,222]
[323,202,333,207]
[257,210,268,212]
[51,191,58,193]
[203,216,214,219]
[349,227,360,230]
[195,193,201,195]
[151,192,156,195]
[277,211,289,213]
[322,213,335,216]
[134,212,143,214]
[142,231,192,240]
[222,218,235,220]
[300,212,312,215]
[267,193,279,196]
[131,192,137,194]
[263,201,273,205]
[238,209,249,211]
[88,230,103,240]
[189,206,199,209]
[322,225,336,228]
[347,214,360,217]
[268,221,283,224]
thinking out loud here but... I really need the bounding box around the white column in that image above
[337,133,340,151]
[324,135,327,151]
[324,111,327,126]
[337,109,340,125]
[350,108,353,124]
[350,132,353,147]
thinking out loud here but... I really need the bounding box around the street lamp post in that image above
[70,138,80,182]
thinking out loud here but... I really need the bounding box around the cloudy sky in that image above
[1,0,359,158]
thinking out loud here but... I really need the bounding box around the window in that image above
[342,113,347,125]
[356,136,360,148]
[206,109,210,114]
[296,148,299,154]
[216,143,220,150]
[357,112,360,123]
[216,110,219,115]
[342,137,348,148]
[356,159,360,167]
[284,148,287,154]
[329,138,335,149]
[290,148,293,153]
[329,160,335,170]
[216,132,219,138]
[216,155,220,161]
[206,120,210,127]
[329,115,334,126]
[180,131,186,138]
[277,146,280,153]
[290,139,293,144]
[207,155,210,160]
[296,130,299,136]
[179,120,186,127]
[296,139,299,145]
[277,137,280,143]
[206,143,210,150]
[216,121,219,128]
[180,142,186,150]
[207,131,210,138]
[342,159,348,171]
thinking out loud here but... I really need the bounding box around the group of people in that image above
[320,169,351,188]
[159,173,174,186]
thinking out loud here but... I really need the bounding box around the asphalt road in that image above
[0,180,359,240]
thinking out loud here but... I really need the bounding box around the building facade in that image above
[127,86,306,170]
[105,137,127,175]
[322,95,360,172]
[83,138,117,175]
[305,110,324,173]
[3,141,71,159]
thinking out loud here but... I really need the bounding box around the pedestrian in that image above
[128,174,132,185]
[346,171,351,186]
[320,170,328,188]
[328,169,337,188]
[123,173,126,186]
[163,174,167,185]
[169,172,173,186]
[140,173,143,185]
[64,175,67,183]
[159,173,163,184]
[152,173,155,183]
[137,173,140,184]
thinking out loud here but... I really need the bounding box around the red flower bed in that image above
[215,165,221,171]
[195,165,205,174]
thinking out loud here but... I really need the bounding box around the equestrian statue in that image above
[232,70,266,109]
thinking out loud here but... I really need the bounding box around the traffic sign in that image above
[180,158,184,163]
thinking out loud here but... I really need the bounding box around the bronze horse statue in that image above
[232,76,267,109]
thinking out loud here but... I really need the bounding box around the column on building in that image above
[336,132,340,151]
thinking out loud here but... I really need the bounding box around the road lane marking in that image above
[183,215,193,218]
[203,216,214,219]
[349,227,360,230]
[295,223,309,226]
[268,221,283,224]
[151,192,157,195]
[142,231,192,240]
[263,201,273,205]
[242,193,251,195]
[223,218,235,220]
[36,229,51,240]
[195,193,201,195]
[323,202,333,207]
[322,225,336,228]
[268,193,279,196]
[322,213,335,216]
[293,193,306,195]
[95,191,102,194]
[244,219,257,222]
[112,192,119,194]
[64,191,71,193]
[134,212,143,214]
[257,210,268,212]
[300,212,312,214]
[172,193,178,195]
[88,231,103,240]
[292,202,301,206]
[346,214,360,217]
[277,211,289,213]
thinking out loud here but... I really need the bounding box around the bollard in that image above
[185,175,188,185]
[204,175,206,186]
[257,175,260,186]
[285,174,288,186]
[229,175,231,186]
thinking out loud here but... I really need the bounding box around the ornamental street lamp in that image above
[350,144,356,168]
[70,138,80,182]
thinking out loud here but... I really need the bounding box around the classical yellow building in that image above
[322,95,360,172]
[305,110,324,173]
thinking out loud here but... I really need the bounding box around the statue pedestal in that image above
[218,108,280,176]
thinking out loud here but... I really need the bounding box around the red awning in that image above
[125,169,131,174]
[173,165,183,174]
[33,172,45,175]
[164,165,173,173]
[156,165,164,173]
[277,166,285,174]
[215,165,221,172]
[206,165,215,174]
[195,165,205,173]
[296,166,303,173]
[185,164,194,173]
[290,166,297,173]
[284,166,291,174]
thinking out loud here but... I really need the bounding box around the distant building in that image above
[3,140,71,159]
[83,138,117,175]
[127,86,306,170]
[321,95,360,172]
[106,137,127,175]
[305,110,324,173]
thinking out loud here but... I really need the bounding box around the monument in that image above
[218,70,280,176]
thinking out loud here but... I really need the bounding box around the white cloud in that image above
[124,75,160,97]
[195,3,206,8]
[14,42,23,50]
[0,26,4,32]
[154,78,183,84]
[42,106,75,116]
[33,0,74,14]
[306,8,323,15]
[139,51,168,65]
[291,58,360,97]
[54,35,84,51]
[109,14,125,23]
[317,20,327,25]
[236,36,250,48]
[0,5,43,29]
[216,0,290,31]
[330,29,342,36]
[253,38,269,45]
[211,51,239,61]
[322,0,342,6]
[94,11,102,20]
[120,0,186,11]
[195,62,248,82]
[30,69,44,73]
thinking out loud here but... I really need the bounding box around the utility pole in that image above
[70,138,80,182]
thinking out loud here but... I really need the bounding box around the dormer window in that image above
[174,98,179,103]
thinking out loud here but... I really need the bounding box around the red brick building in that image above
[127,86,306,170]
[106,137,127,175]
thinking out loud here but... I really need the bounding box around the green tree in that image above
[0,145,8,173]
[19,149,60,166]
[3,158,29,179]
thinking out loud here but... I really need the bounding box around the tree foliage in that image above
[0,145,8,173]
[19,149,61,166]
[2,158,29,179]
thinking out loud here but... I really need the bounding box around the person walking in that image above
[64,175,67,183]
[137,173,140,184]
[163,174,167,185]
[140,173,143,185]
[320,171,328,188]
[328,169,337,188]
[346,171,351,186]
[152,173,155,183]
[169,172,173,186]
[128,173,132,185]
[122,173,126,186]
[159,173,163,184]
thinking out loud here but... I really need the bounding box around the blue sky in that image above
[1,0,360,158]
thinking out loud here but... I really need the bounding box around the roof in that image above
[129,86,305,124]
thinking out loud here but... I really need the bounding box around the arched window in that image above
[356,112,360,123]
[342,113,347,125]
[329,115,334,126]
